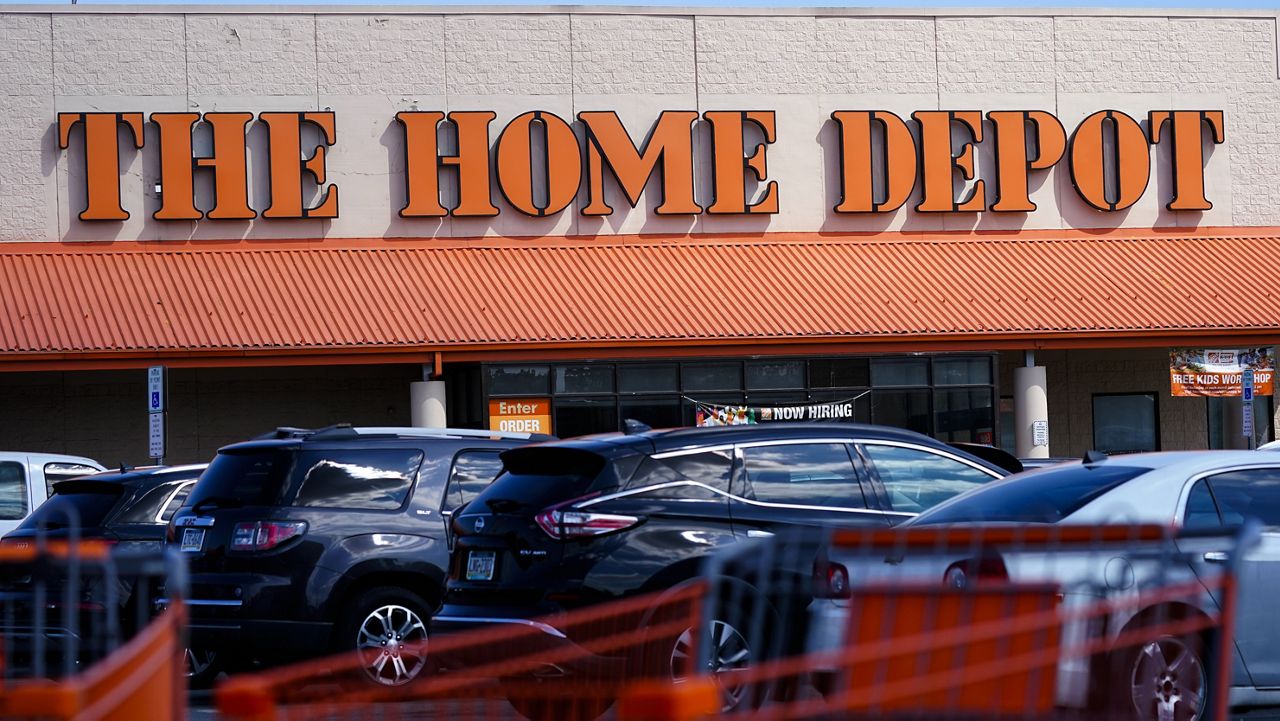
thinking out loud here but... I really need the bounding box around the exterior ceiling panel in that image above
[1,231,1278,359]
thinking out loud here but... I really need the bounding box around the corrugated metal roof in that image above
[1,232,1278,358]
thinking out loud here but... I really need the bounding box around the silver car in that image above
[807,450,1280,721]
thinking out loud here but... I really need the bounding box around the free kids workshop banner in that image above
[1169,348,1275,397]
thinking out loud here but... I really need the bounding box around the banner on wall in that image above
[692,393,869,427]
[1169,348,1274,397]
[489,398,552,434]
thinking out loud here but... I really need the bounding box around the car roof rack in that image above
[353,426,555,442]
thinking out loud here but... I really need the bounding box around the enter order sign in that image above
[489,398,552,434]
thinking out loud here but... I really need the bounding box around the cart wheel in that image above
[505,684,613,721]
[1112,633,1208,721]
[184,646,221,690]
[336,587,431,687]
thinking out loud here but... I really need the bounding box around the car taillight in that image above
[814,561,851,599]
[231,521,307,551]
[943,556,1009,589]
[534,507,641,540]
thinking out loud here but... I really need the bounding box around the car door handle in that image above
[1203,551,1229,564]
[747,530,775,538]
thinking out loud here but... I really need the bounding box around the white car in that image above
[807,450,1280,721]
[0,452,105,536]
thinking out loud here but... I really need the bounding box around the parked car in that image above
[168,425,548,687]
[808,450,1280,721]
[434,422,1008,718]
[0,452,105,537]
[0,464,204,676]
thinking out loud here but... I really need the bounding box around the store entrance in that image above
[475,354,998,442]
[1209,396,1275,449]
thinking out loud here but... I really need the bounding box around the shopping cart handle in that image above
[1203,551,1229,564]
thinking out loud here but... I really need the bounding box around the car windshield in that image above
[911,464,1149,525]
[186,449,292,509]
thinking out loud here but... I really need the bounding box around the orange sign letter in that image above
[58,112,144,221]
[988,110,1067,213]
[496,111,582,217]
[1069,110,1150,212]
[579,110,700,216]
[1148,110,1225,212]
[704,111,778,215]
[260,112,339,219]
[831,110,917,213]
[399,111,499,218]
[913,111,985,213]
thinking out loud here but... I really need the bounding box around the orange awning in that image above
[2,229,1279,370]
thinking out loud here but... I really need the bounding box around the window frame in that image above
[1092,391,1161,454]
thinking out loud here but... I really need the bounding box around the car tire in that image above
[1110,632,1209,721]
[334,587,433,688]
[638,587,781,714]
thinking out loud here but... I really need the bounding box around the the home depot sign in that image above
[56,108,1225,222]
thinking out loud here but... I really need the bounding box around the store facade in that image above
[1,6,1278,463]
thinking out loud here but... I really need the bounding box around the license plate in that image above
[180,528,205,553]
[466,551,496,581]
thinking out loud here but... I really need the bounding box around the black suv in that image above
[168,425,546,686]
[1,464,204,676]
[434,423,1008,714]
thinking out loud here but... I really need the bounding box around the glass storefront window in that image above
[618,364,677,393]
[872,389,931,435]
[487,365,550,395]
[1092,393,1158,454]
[933,357,992,386]
[555,365,614,394]
[745,361,804,390]
[620,396,682,430]
[809,358,869,388]
[682,362,742,391]
[934,388,994,443]
[554,397,617,439]
[871,358,929,386]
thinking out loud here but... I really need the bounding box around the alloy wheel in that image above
[184,647,216,678]
[355,603,429,686]
[670,620,753,712]
[1129,637,1205,721]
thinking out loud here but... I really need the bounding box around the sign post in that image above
[1243,368,1255,449]
[147,366,166,463]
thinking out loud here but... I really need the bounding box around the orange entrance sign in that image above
[489,398,552,435]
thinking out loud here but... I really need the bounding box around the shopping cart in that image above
[690,522,1259,721]
[0,530,188,720]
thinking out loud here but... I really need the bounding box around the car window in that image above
[444,451,505,512]
[115,480,193,525]
[1183,479,1223,530]
[0,461,28,520]
[739,443,865,509]
[1205,468,1280,528]
[44,463,101,496]
[160,482,194,522]
[189,450,292,508]
[291,449,423,511]
[863,444,997,513]
[625,450,733,501]
[17,485,124,530]
[913,464,1148,525]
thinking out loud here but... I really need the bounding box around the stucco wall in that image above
[0,8,1276,242]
